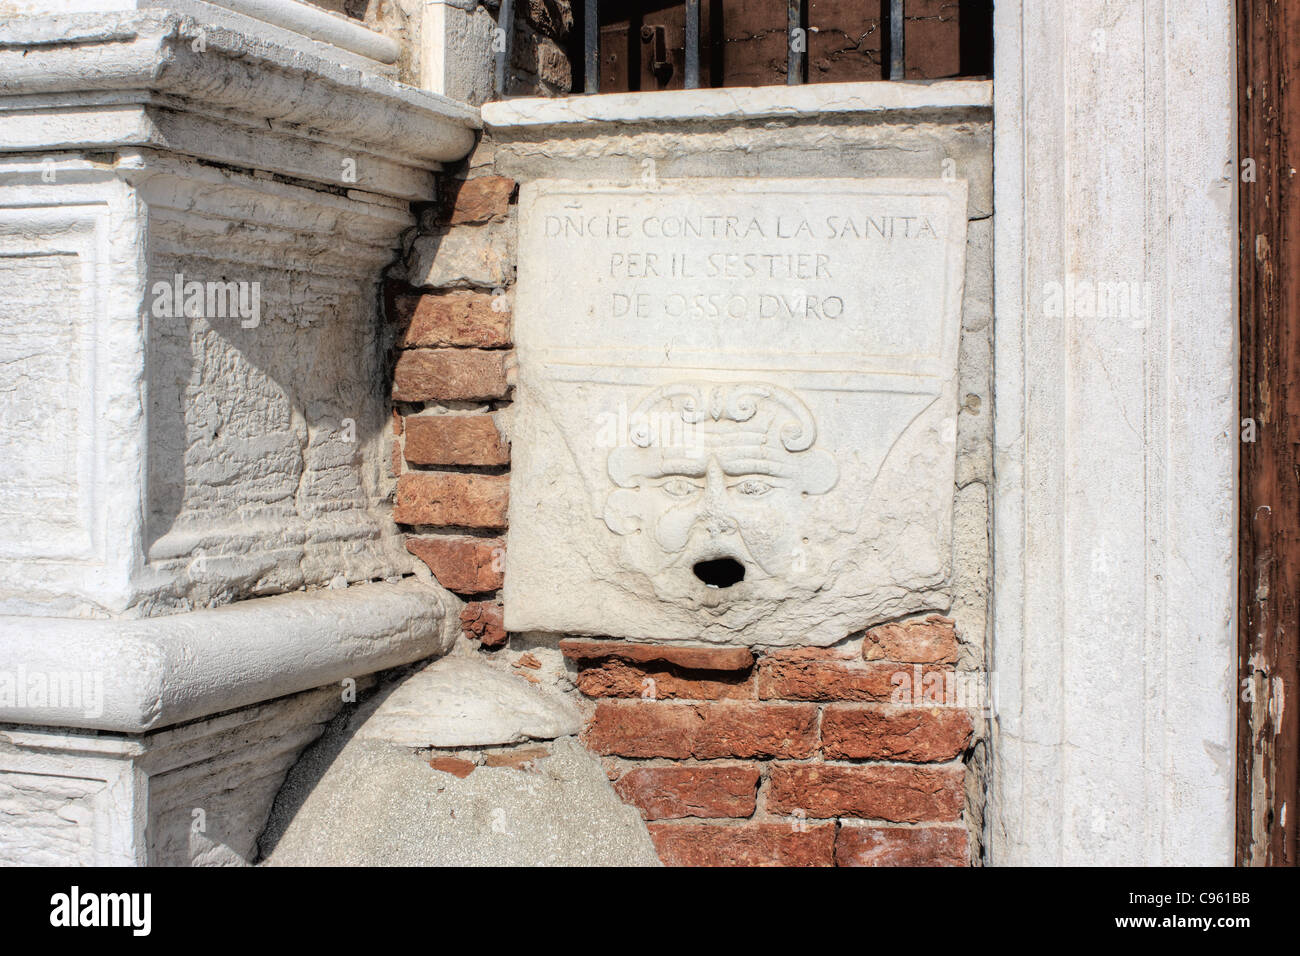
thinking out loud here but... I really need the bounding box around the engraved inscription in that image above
[544,208,943,327]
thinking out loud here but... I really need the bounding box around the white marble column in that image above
[991,0,1238,865]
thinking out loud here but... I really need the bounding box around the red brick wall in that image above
[388,168,981,867]
[565,617,975,867]
[389,173,518,650]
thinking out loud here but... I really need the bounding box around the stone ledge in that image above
[482,79,992,131]
[0,579,458,734]
[0,10,481,194]
[4,0,401,69]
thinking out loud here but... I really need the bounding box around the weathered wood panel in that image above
[1238,0,1300,867]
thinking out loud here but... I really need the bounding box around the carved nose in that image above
[702,513,737,536]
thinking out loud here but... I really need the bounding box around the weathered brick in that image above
[757,647,952,702]
[864,614,960,664]
[614,764,760,820]
[649,822,836,867]
[393,348,509,402]
[395,292,511,348]
[820,705,974,762]
[560,639,752,671]
[583,702,816,759]
[483,745,550,769]
[439,175,516,226]
[575,660,753,701]
[461,601,507,648]
[403,415,510,466]
[835,825,970,867]
[393,473,508,528]
[766,763,965,822]
[405,534,504,593]
[428,756,476,778]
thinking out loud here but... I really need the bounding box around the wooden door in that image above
[1238,0,1300,866]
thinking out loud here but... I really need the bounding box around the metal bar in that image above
[786,0,804,85]
[889,0,904,80]
[584,0,599,93]
[494,0,514,97]
[684,0,700,89]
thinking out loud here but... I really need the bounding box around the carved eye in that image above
[661,477,701,497]
[733,478,775,497]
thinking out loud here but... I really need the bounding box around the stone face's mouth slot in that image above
[693,557,745,589]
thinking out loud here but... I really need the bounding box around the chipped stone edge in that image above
[482,79,992,131]
[0,578,459,734]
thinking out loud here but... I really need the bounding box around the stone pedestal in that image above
[0,9,477,864]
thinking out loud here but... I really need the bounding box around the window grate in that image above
[571,0,991,94]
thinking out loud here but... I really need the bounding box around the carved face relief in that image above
[603,382,838,602]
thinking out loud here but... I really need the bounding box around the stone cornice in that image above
[0,11,480,193]
[483,80,992,133]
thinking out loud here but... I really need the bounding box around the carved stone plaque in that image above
[504,179,968,645]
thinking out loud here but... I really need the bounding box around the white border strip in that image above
[483,80,992,129]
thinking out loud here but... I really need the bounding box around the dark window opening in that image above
[571,0,992,94]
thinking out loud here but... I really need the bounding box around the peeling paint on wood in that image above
[1238,0,1300,868]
